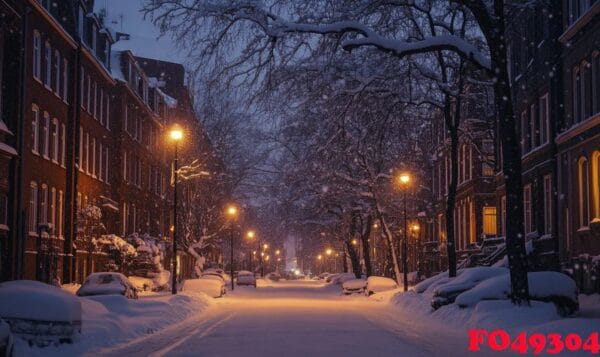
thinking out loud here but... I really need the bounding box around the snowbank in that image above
[342,279,367,290]
[17,291,212,355]
[432,267,508,297]
[331,273,357,285]
[366,276,398,294]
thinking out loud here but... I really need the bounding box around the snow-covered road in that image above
[93,280,466,357]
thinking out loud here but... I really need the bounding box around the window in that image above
[590,151,600,219]
[593,52,599,115]
[78,126,83,170]
[92,24,97,53]
[29,182,38,233]
[99,142,103,181]
[50,187,56,234]
[543,175,552,234]
[81,67,85,108]
[103,146,109,183]
[44,41,51,87]
[40,184,48,226]
[58,190,63,237]
[521,110,529,153]
[33,30,41,80]
[483,207,497,235]
[578,157,590,228]
[524,184,532,234]
[76,192,81,212]
[99,89,104,124]
[93,81,97,118]
[51,118,59,162]
[104,38,110,67]
[78,7,84,38]
[53,50,60,94]
[60,123,66,166]
[42,112,49,158]
[539,94,549,145]
[87,75,91,111]
[573,66,581,123]
[106,94,110,130]
[91,137,96,177]
[31,105,39,154]
[62,58,68,101]
[530,103,538,149]
[85,132,90,174]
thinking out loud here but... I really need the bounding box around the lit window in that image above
[483,207,497,235]
[58,190,63,237]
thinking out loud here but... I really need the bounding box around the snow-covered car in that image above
[331,273,358,285]
[431,267,508,309]
[203,268,231,283]
[0,280,82,345]
[342,279,367,295]
[0,319,13,356]
[183,278,226,298]
[365,276,398,295]
[237,271,257,287]
[77,272,138,299]
[265,272,281,281]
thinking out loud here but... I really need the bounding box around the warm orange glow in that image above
[325,248,332,256]
[246,230,255,239]
[226,205,238,218]
[169,127,184,141]
[411,224,420,232]
[317,255,322,260]
[351,239,358,245]
[263,243,269,250]
[261,252,265,257]
[265,255,270,261]
[275,249,280,255]
[398,173,411,185]
[372,223,379,229]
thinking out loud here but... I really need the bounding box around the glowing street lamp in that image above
[351,239,358,246]
[396,171,412,292]
[275,249,280,255]
[225,204,238,291]
[246,230,255,239]
[169,125,184,295]
[246,230,256,272]
[325,248,333,256]
[263,243,269,250]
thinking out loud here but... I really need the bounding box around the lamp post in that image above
[317,254,323,274]
[398,172,411,292]
[226,205,238,291]
[411,223,421,273]
[169,126,183,295]
[246,230,255,272]
[261,243,269,277]
[325,248,333,272]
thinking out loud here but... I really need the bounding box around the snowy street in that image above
[91,280,464,357]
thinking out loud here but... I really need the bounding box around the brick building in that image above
[0,0,214,284]
[556,0,600,291]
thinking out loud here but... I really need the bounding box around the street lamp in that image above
[226,204,238,291]
[397,172,411,292]
[317,254,323,273]
[169,126,183,295]
[246,230,255,272]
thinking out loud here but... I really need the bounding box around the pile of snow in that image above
[17,291,212,355]
[331,273,358,285]
[76,273,131,297]
[366,276,398,294]
[0,280,81,323]
[0,319,13,355]
[183,278,225,298]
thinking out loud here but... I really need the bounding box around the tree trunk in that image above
[374,205,403,284]
[345,242,362,278]
[445,103,459,278]
[489,10,530,303]
[361,215,373,277]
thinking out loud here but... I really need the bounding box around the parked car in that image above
[237,271,257,287]
[365,276,398,295]
[203,268,231,283]
[183,277,227,298]
[318,272,331,280]
[0,280,82,346]
[342,279,367,295]
[331,273,357,285]
[77,272,138,299]
[265,272,281,281]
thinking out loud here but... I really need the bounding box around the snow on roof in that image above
[110,50,125,81]
[0,141,17,156]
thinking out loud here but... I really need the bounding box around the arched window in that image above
[578,156,590,228]
[592,151,600,220]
